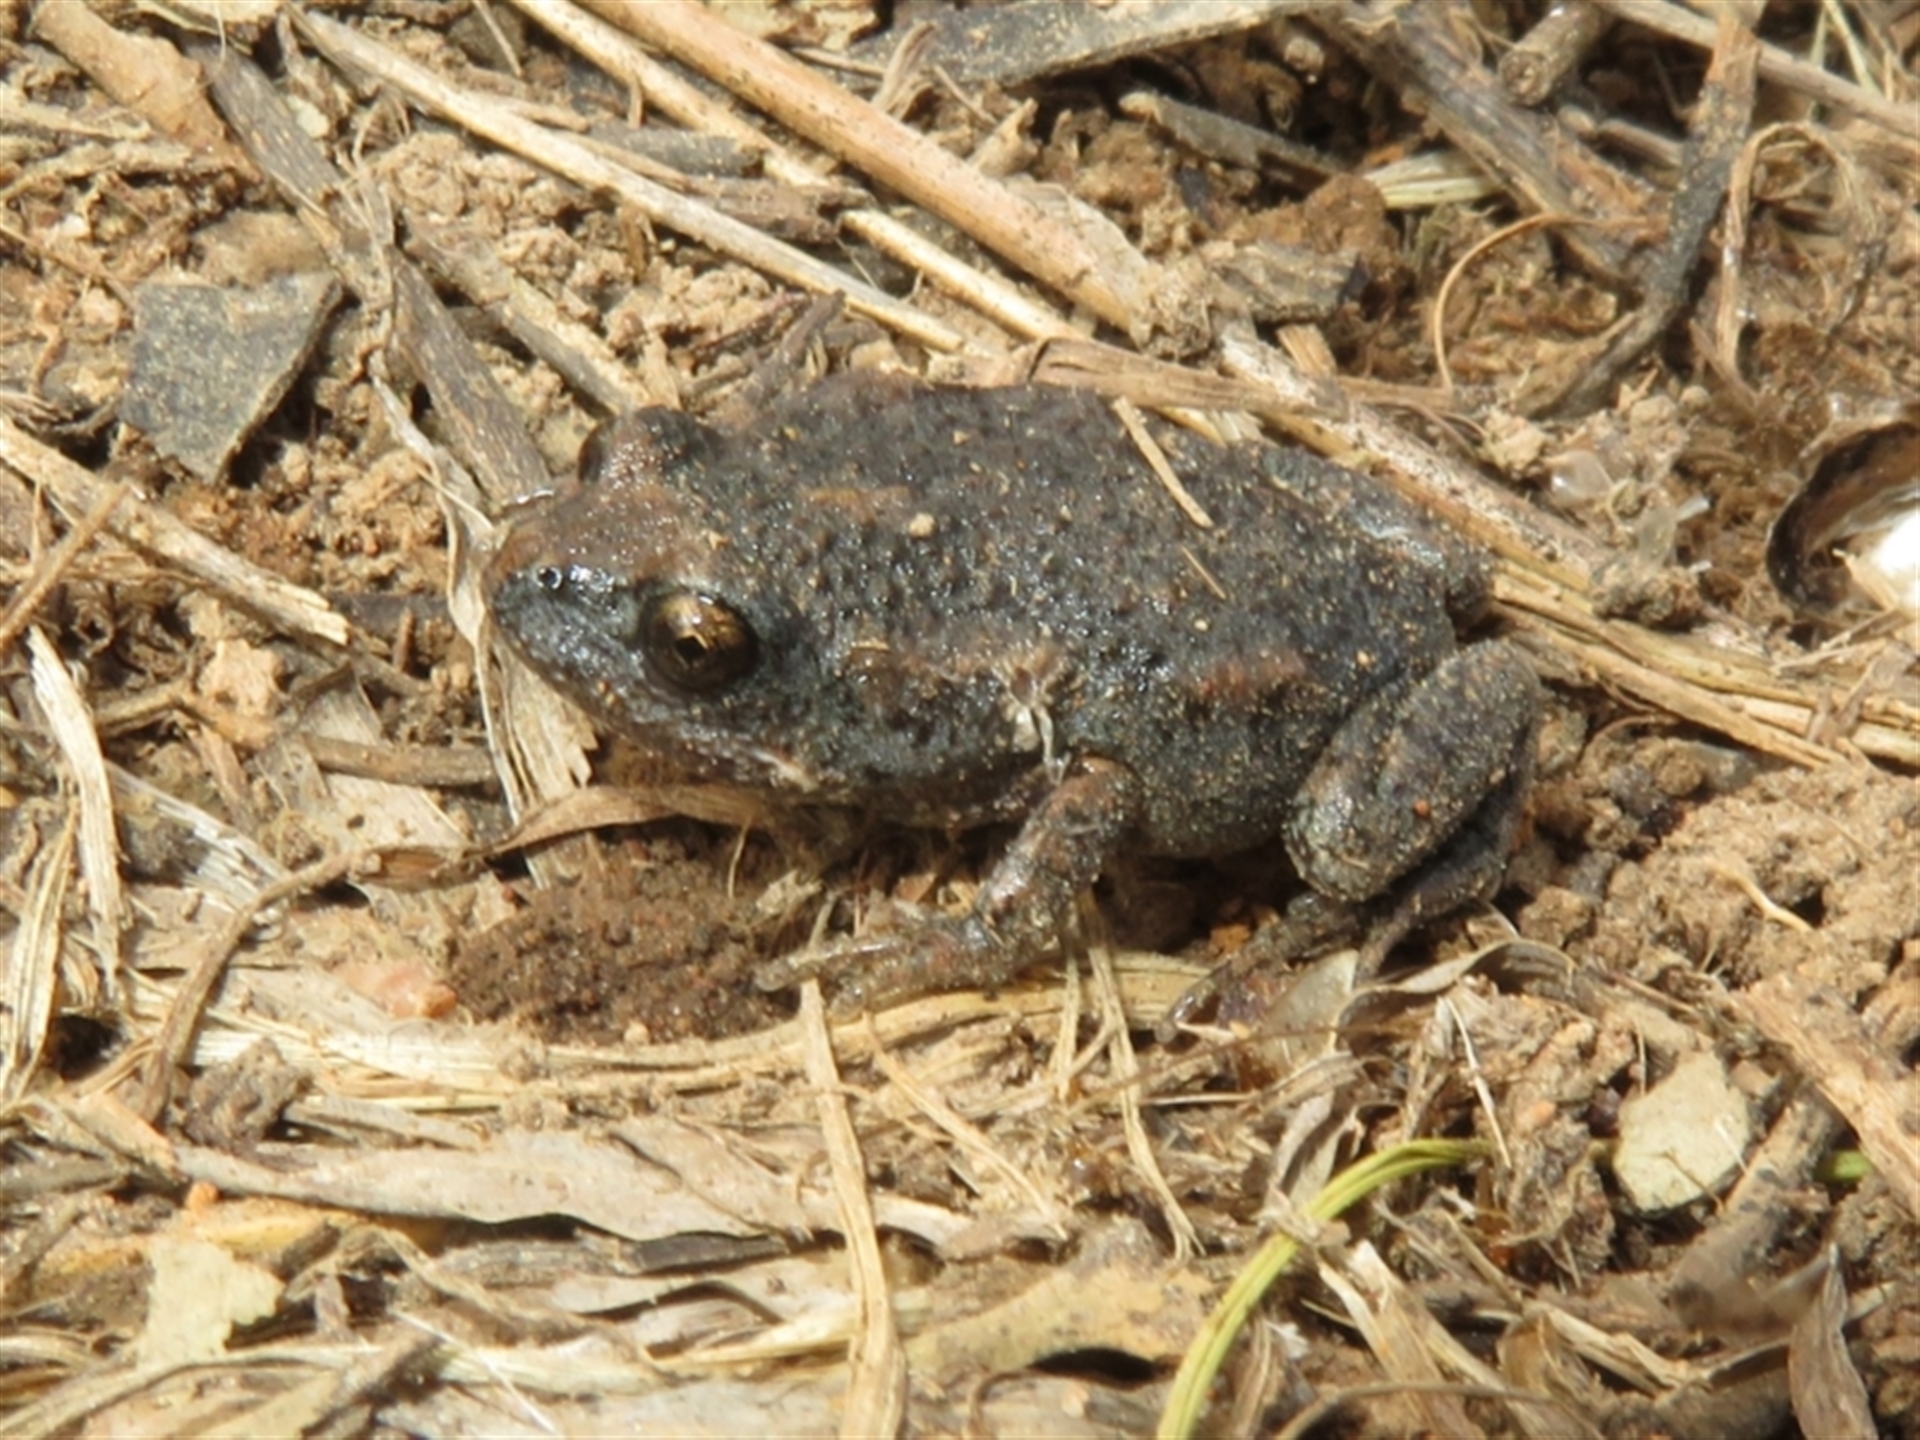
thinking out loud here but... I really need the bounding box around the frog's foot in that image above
[756,757,1141,1013]
[1157,891,1367,1037]
[754,907,1038,1014]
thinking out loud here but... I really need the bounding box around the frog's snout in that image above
[482,515,549,602]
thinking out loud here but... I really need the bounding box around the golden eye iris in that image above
[641,590,756,693]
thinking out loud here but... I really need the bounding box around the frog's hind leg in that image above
[1284,641,1541,919]
[1160,645,1539,1036]
[1171,741,1530,1040]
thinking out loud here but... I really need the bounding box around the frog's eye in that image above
[640,589,757,693]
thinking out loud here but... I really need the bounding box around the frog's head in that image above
[485,480,823,794]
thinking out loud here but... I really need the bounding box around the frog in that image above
[485,372,1541,1010]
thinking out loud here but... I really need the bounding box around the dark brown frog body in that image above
[487,373,1540,1005]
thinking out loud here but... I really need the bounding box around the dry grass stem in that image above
[0,418,347,646]
[26,628,123,1002]
[798,985,906,1437]
[292,9,962,353]
[586,0,1141,330]
[1595,0,1920,140]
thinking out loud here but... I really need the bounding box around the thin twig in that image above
[0,480,126,661]
[0,418,348,648]
[581,0,1139,330]
[135,848,372,1121]
[291,9,964,353]
[1553,13,1759,413]
[512,0,1074,344]
[1500,0,1613,106]
[1595,0,1920,142]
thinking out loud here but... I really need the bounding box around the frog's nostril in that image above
[535,565,566,592]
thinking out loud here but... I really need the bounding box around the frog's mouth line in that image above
[747,747,820,793]
[607,719,823,797]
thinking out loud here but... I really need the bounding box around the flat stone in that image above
[121,271,337,480]
[1615,1049,1754,1213]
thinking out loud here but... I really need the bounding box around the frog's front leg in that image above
[756,757,1143,1011]
[1285,640,1540,921]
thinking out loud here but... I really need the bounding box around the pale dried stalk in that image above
[292,10,964,353]
[1495,574,1837,769]
[29,0,241,160]
[1219,331,1608,587]
[0,418,348,647]
[1732,695,1917,768]
[865,1045,1070,1239]
[1217,333,1918,768]
[837,209,1077,343]
[1315,1247,1479,1438]
[1500,567,1920,767]
[1595,0,1920,142]
[1087,928,1202,1259]
[797,986,905,1438]
[0,800,75,1104]
[580,0,1137,330]
[27,627,124,1003]
[509,0,1076,345]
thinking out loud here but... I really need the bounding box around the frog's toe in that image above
[1156,890,1367,1039]
[754,910,1027,1013]
[754,929,906,996]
